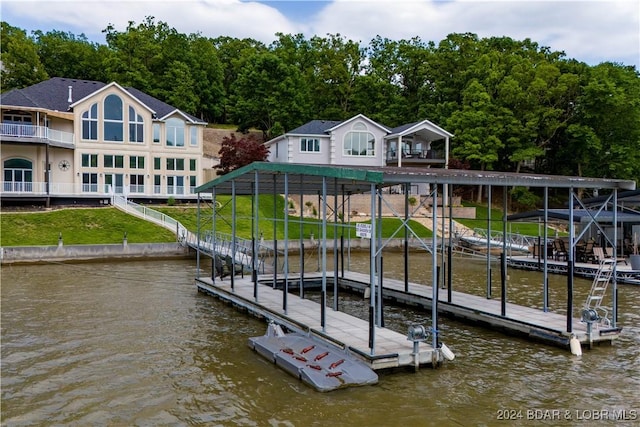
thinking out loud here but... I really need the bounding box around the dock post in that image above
[404,184,409,293]
[567,260,574,333]
[486,185,492,299]
[500,252,506,316]
[447,244,452,302]
[380,257,384,328]
[300,242,305,299]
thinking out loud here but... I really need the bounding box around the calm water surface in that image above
[2,254,639,426]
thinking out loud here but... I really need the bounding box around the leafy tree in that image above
[188,34,224,121]
[568,63,640,181]
[215,133,269,175]
[307,34,364,119]
[33,29,107,81]
[212,36,267,123]
[0,22,48,89]
[366,36,435,125]
[229,52,310,138]
[159,60,198,113]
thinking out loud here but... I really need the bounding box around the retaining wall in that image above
[1,242,192,264]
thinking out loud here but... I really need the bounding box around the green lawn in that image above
[455,201,564,237]
[0,207,177,246]
[155,194,433,240]
[1,195,433,247]
[2,197,566,248]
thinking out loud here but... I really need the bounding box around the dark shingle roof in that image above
[1,78,106,112]
[288,119,342,135]
[388,122,420,134]
[0,77,205,124]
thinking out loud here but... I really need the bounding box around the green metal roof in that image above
[195,162,387,195]
[196,162,637,195]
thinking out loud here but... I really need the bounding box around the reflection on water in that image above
[2,255,639,426]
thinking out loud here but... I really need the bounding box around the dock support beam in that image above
[369,183,377,354]
[432,184,439,350]
[567,187,575,333]
[486,185,492,299]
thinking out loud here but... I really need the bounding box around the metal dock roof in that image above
[195,162,636,195]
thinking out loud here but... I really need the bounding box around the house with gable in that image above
[264,114,453,195]
[0,77,208,206]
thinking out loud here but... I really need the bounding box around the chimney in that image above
[68,86,73,103]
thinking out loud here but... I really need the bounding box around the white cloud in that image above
[3,0,298,43]
[312,0,639,66]
[2,0,638,66]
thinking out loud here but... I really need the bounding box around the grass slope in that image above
[0,208,176,246]
[1,195,433,247]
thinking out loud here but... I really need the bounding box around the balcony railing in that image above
[0,123,74,146]
[386,148,444,162]
[1,181,197,198]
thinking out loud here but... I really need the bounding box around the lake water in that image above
[2,254,639,426]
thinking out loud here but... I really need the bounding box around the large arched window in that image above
[166,118,185,147]
[82,103,98,140]
[343,122,375,156]
[3,158,33,192]
[104,94,123,142]
[128,106,144,143]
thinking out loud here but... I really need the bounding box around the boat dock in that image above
[192,162,635,378]
[197,266,620,363]
[196,275,443,371]
[508,254,640,285]
[334,271,621,347]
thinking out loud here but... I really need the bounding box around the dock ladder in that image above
[583,259,615,326]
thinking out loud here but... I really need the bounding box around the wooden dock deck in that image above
[335,271,621,348]
[508,255,640,285]
[195,275,440,371]
[197,265,620,368]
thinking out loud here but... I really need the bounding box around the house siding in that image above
[0,78,207,203]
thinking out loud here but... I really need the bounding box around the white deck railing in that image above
[111,195,264,271]
[0,181,198,198]
[0,123,74,145]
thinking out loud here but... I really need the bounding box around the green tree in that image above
[569,63,640,181]
[212,36,267,123]
[0,22,48,89]
[188,35,224,121]
[33,29,107,81]
[230,52,310,138]
[159,60,198,113]
[102,17,169,92]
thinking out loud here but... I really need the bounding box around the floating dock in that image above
[196,275,445,372]
[248,322,378,392]
[508,254,640,285]
[334,271,621,348]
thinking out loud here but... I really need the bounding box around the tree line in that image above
[2,17,639,189]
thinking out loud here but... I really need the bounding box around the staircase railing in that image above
[111,195,274,273]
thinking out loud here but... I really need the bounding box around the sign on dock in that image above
[356,223,372,239]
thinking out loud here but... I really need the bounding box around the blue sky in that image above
[2,0,639,68]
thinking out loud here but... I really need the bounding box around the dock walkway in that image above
[336,271,620,347]
[195,275,440,371]
[508,254,640,285]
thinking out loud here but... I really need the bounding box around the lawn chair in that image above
[592,247,607,263]
[606,247,627,265]
[553,239,568,261]
[579,240,596,263]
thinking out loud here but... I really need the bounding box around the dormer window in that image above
[104,94,123,142]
